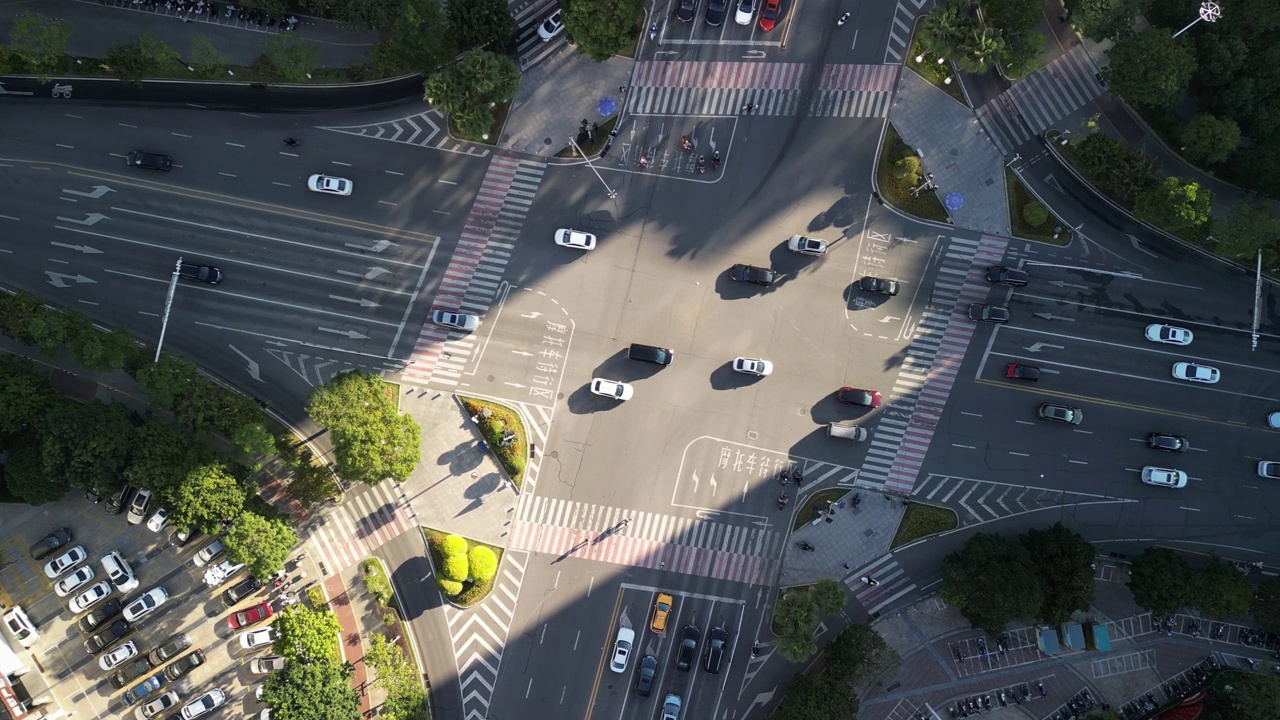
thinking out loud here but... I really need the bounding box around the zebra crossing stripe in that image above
[978,45,1104,154]
[308,481,416,575]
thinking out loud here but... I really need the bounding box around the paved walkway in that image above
[500,46,633,156]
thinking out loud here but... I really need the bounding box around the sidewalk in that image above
[500,46,632,156]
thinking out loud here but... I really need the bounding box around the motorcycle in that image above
[649,21,658,40]
[777,493,789,509]
[681,135,693,152]
[696,154,706,174]
[638,153,649,169]
[711,150,720,171]
[283,137,299,146]
[860,576,878,586]
[797,541,815,552]
[837,11,850,25]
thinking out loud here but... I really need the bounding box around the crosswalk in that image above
[911,474,1132,526]
[845,553,916,617]
[626,61,899,118]
[858,235,1011,494]
[976,45,1105,154]
[401,157,548,388]
[883,0,933,64]
[510,495,782,586]
[321,110,491,157]
[304,477,417,576]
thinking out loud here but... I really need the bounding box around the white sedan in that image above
[735,0,757,24]
[69,581,113,614]
[99,640,139,671]
[537,8,564,41]
[431,309,480,332]
[54,565,96,597]
[307,174,352,196]
[1141,466,1188,488]
[123,587,170,621]
[239,627,276,650]
[591,378,634,401]
[610,626,635,673]
[554,228,597,250]
[786,235,828,256]
[44,545,88,578]
[1172,362,1219,384]
[732,357,773,376]
[180,689,226,720]
[1145,324,1193,345]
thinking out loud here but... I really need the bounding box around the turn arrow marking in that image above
[62,185,115,199]
[55,213,109,226]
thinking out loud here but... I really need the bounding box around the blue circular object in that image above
[944,192,964,210]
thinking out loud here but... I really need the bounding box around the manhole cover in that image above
[544,138,553,145]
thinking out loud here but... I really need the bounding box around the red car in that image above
[1003,363,1041,381]
[758,0,780,31]
[227,601,273,630]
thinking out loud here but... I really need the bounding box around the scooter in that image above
[638,153,649,169]
[711,151,720,171]
[696,154,706,174]
[649,21,658,40]
[860,576,878,586]
[837,11,850,25]
[777,493,789,509]
[681,135,693,152]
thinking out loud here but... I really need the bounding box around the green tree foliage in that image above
[823,625,901,687]
[954,26,1007,74]
[282,450,342,510]
[810,578,848,615]
[774,588,820,663]
[307,370,421,485]
[28,308,92,359]
[425,49,520,115]
[1254,576,1280,634]
[1001,31,1045,78]
[561,0,644,62]
[303,0,402,29]
[941,533,1044,633]
[1127,547,1192,614]
[5,440,67,505]
[124,416,203,493]
[1203,670,1280,720]
[231,422,277,471]
[190,35,229,78]
[0,292,46,344]
[773,668,860,720]
[1023,201,1049,226]
[71,326,138,373]
[468,546,497,582]
[917,0,978,59]
[105,34,181,84]
[272,605,343,664]
[136,353,198,412]
[0,355,56,434]
[1064,0,1146,41]
[365,634,427,720]
[371,0,451,75]
[1192,556,1252,619]
[7,12,72,82]
[1180,113,1240,165]
[981,0,1040,33]
[42,399,135,491]
[263,654,360,720]
[1020,522,1096,624]
[446,0,515,53]
[253,34,317,83]
[1133,177,1213,239]
[1214,202,1280,269]
[1105,29,1196,107]
[225,511,298,580]
[893,155,922,185]
[172,463,247,534]
[1074,132,1162,206]
[136,353,260,437]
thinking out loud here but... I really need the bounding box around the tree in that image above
[71,326,138,373]
[1001,31,1045,78]
[0,355,56,434]
[124,416,203,494]
[1255,576,1280,634]
[230,422,277,471]
[446,0,515,53]
[1133,177,1213,239]
[253,34,317,83]
[0,292,46,344]
[1212,202,1280,267]
[136,353,198,413]
[1064,0,1146,41]
[561,0,644,62]
[1204,670,1280,720]
[773,669,861,720]
[28,307,92,359]
[42,399,135,491]
[5,441,67,505]
[190,35,229,78]
[1020,522,1096,624]
[365,634,426,720]
[941,533,1044,633]
[263,657,360,720]
[774,588,819,662]
[823,625,901,687]
[424,49,519,116]
[372,0,451,75]
[917,0,978,58]
[1191,555,1252,619]
[172,463,247,534]
[1023,201,1049,226]
[981,0,1041,36]
[272,605,343,664]
[1180,113,1240,165]
[7,12,72,82]
[810,578,848,615]
[307,371,421,485]
[1128,547,1192,614]
[955,26,1007,74]
[1105,29,1196,107]
[224,512,298,580]
[893,155,922,185]
[105,34,180,84]
[1074,132,1162,206]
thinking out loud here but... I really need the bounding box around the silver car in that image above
[431,310,480,332]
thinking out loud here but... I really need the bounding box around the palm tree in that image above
[956,26,1006,74]
[917,0,976,58]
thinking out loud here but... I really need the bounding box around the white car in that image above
[786,235,827,256]
[250,656,286,674]
[204,559,245,588]
[136,691,180,720]
[735,0,757,25]
[192,540,225,568]
[307,174,352,196]
[69,581,113,614]
[1259,461,1280,479]
[610,626,635,673]
[259,711,271,720]
[554,228,597,250]
[732,357,773,376]
[1267,411,1280,429]
[1141,466,1188,488]
[591,378,634,401]
[2,606,39,648]
[146,508,169,532]
[44,545,88,578]
[123,587,170,621]
[537,9,564,41]
[99,640,139,671]
[1145,324,1193,345]
[54,565,96,597]
[431,309,480,332]
[180,689,226,720]
[239,627,276,650]
[1172,362,1219,384]
[103,551,140,593]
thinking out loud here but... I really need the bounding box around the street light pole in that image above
[154,258,182,362]
[1172,1,1221,38]
[566,136,618,199]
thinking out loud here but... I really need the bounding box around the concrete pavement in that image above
[499,47,632,156]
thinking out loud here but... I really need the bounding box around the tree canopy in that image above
[7,12,72,82]
[1254,576,1280,634]
[263,655,360,720]
[1128,547,1192,614]
[1064,0,1147,41]
[365,634,428,720]
[562,0,644,62]
[445,0,515,54]
[941,532,1044,633]
[1192,556,1252,619]
[41,399,135,492]
[1133,177,1213,239]
[307,370,421,485]
[1180,113,1240,165]
[172,463,248,534]
[773,580,847,663]
[272,605,343,664]
[1213,202,1280,271]
[224,511,299,580]
[0,355,56,435]
[1105,28,1197,108]
[1020,522,1096,625]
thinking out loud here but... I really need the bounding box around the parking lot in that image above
[1,492,296,720]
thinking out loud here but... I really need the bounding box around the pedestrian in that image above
[843,563,850,569]
[621,517,630,527]
[660,561,665,568]
[619,85,627,94]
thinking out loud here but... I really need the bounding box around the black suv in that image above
[675,625,700,671]
[703,627,728,674]
[148,633,192,665]
[985,265,1029,286]
[222,577,263,606]
[85,619,133,655]
[110,658,154,689]
[628,343,674,366]
[78,598,123,634]
[105,484,132,515]
[126,150,173,171]
[859,276,900,296]
[29,527,72,560]
[178,262,223,285]
[729,263,776,286]
[705,0,727,25]
[163,649,206,680]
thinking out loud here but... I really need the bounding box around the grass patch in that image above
[792,488,849,533]
[877,124,951,223]
[905,39,968,106]
[305,584,328,609]
[457,395,526,488]
[360,558,394,607]
[1005,167,1071,246]
[554,116,619,158]
[890,503,957,548]
[42,54,389,84]
[449,101,511,145]
[423,528,503,608]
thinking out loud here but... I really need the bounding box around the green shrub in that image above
[1022,201,1049,226]
[306,585,328,609]
[383,612,398,628]
[469,546,497,582]
[437,577,463,596]
[440,534,468,556]
[443,554,470,582]
[361,558,394,606]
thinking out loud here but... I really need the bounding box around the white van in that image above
[827,421,868,441]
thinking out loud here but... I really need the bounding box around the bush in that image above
[469,546,497,582]
[361,558,394,606]
[306,585,328,609]
[383,612,398,628]
[440,533,468,556]
[458,397,527,482]
[443,554,470,582]
[437,577,463,596]
[1022,201,1049,226]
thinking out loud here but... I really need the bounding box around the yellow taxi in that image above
[650,593,673,634]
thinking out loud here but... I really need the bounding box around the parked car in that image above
[102,551,140,593]
[537,8,564,41]
[735,0,756,24]
[1004,363,1040,381]
[44,545,88,578]
[85,619,133,655]
[239,628,276,650]
[627,343,673,365]
[635,655,657,698]
[54,566,96,597]
[307,174,352,196]
[2,606,39,648]
[837,387,881,408]
[193,540,225,567]
[180,689,226,720]
[29,527,72,560]
[169,527,197,548]
[228,602,274,630]
[111,656,156,689]
[149,633,193,665]
[590,378,634,401]
[705,0,727,25]
[985,265,1029,286]
[431,309,480,332]
[135,691,180,720]
[163,649,206,681]
[675,625,699,671]
[146,509,170,532]
[123,587,170,622]
[610,627,635,673]
[758,0,780,30]
[649,593,673,634]
[732,357,773,376]
[101,641,140,671]
[677,0,696,22]
[250,656,286,674]
[79,598,124,634]
[126,489,152,525]
[204,559,245,588]
[126,151,173,171]
[122,676,165,707]
[105,485,131,515]
[221,577,263,606]
[69,581,113,614]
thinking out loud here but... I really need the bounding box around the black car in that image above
[106,484,133,515]
[1003,363,1041,381]
[1147,433,1189,452]
[29,528,72,560]
[676,0,696,22]
[634,654,657,698]
[703,627,728,674]
[858,276,900,296]
[676,625,700,671]
[126,150,173,171]
[148,633,192,665]
[86,486,104,503]
[85,619,133,655]
[1037,403,1083,425]
[729,263,776,286]
[163,649,206,680]
[111,658,155,689]
[169,526,198,549]
[705,0,727,25]
[78,598,124,634]
[221,577,263,606]
[967,303,1010,324]
[985,265,1030,286]
[178,262,223,285]
[627,343,674,366]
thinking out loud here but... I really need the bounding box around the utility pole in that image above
[154,258,181,362]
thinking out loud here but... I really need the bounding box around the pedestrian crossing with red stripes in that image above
[976,44,1105,154]
[305,477,418,576]
[400,156,547,388]
[626,61,899,118]
[511,495,781,586]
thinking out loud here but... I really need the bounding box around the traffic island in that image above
[791,488,849,533]
[905,40,968,107]
[889,502,957,549]
[422,528,502,607]
[1005,167,1072,246]
[876,124,951,223]
[457,395,528,491]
